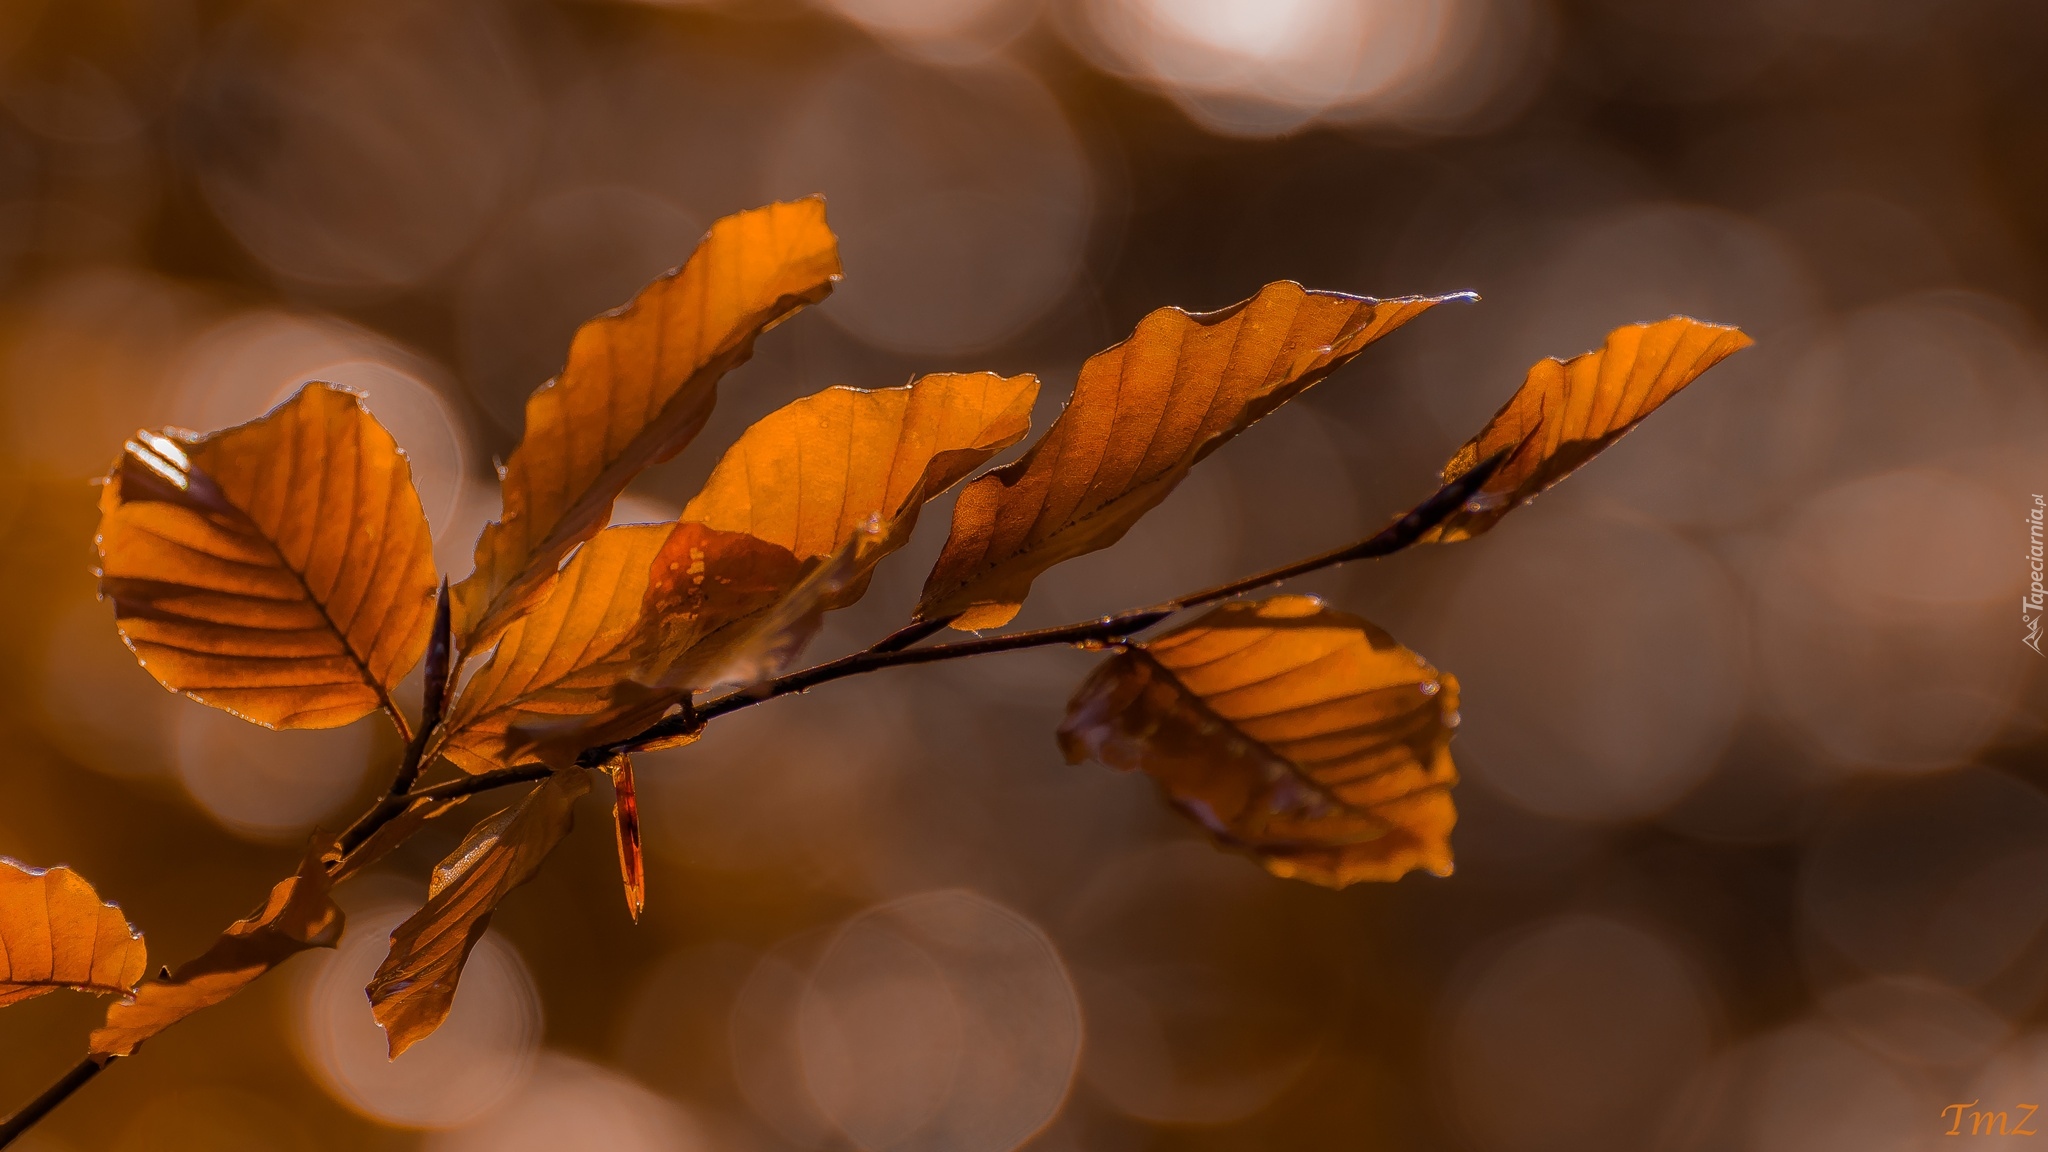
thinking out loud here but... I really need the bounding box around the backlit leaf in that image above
[680,372,1038,607]
[1424,316,1752,542]
[0,859,146,1007]
[453,198,842,652]
[605,755,644,922]
[430,525,671,773]
[1058,595,1460,887]
[327,795,471,886]
[90,845,342,1058]
[367,769,589,1057]
[916,284,1468,630]
[96,383,438,730]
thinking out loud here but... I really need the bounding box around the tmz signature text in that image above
[1945,1101,2041,1136]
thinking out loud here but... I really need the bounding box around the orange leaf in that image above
[89,845,342,1058]
[915,284,1468,630]
[680,372,1038,607]
[430,525,672,773]
[452,198,842,652]
[0,859,146,1008]
[605,755,644,922]
[367,769,588,1057]
[1424,316,1752,542]
[1058,595,1460,888]
[95,383,439,730]
[327,794,471,886]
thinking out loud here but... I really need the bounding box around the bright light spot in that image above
[427,1053,707,1152]
[174,708,374,843]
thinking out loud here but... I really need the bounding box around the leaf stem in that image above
[0,1058,105,1148]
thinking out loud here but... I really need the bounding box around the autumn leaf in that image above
[915,284,1469,631]
[90,845,342,1058]
[430,525,672,773]
[605,755,644,922]
[1424,316,1752,542]
[681,371,1038,607]
[0,859,146,1007]
[327,794,470,886]
[95,383,438,731]
[453,198,842,652]
[1058,595,1460,887]
[367,770,589,1057]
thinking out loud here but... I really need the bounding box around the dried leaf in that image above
[90,845,342,1057]
[95,383,439,729]
[680,372,1039,606]
[453,198,842,652]
[606,755,644,922]
[367,769,589,1057]
[1058,595,1460,887]
[916,284,1467,630]
[1425,316,1753,542]
[431,525,672,773]
[0,859,146,1007]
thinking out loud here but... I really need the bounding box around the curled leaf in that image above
[454,198,842,651]
[328,794,471,886]
[916,284,1468,630]
[431,525,672,773]
[0,859,146,1007]
[95,382,439,730]
[90,845,342,1058]
[1058,595,1459,887]
[681,371,1039,607]
[606,755,644,922]
[368,770,589,1057]
[1425,316,1752,542]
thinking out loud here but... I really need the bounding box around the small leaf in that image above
[431,525,672,773]
[90,845,342,1058]
[1058,595,1460,888]
[681,372,1038,607]
[96,382,439,730]
[605,755,644,922]
[0,859,146,1007]
[1424,316,1752,542]
[368,770,589,1057]
[453,198,842,652]
[916,284,1468,630]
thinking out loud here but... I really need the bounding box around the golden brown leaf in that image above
[916,284,1467,630]
[1425,316,1753,542]
[681,372,1039,606]
[431,525,672,773]
[605,755,644,922]
[367,769,589,1057]
[90,846,342,1058]
[95,383,438,730]
[1058,595,1460,887]
[453,198,842,652]
[0,859,146,1007]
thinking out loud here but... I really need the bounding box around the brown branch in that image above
[0,1058,105,1148]
[0,453,1505,1147]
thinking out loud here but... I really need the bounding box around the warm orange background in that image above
[1,2,2045,1150]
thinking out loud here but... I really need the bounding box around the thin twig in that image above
[388,580,453,798]
[0,1058,104,1148]
[0,455,1506,1148]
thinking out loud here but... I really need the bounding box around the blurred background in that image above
[0,0,2044,1149]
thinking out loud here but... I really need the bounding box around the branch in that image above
[0,455,1505,1149]
[0,1058,104,1148]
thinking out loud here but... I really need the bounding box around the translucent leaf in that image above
[916,284,1468,630]
[0,859,146,1008]
[453,198,842,651]
[367,770,588,1057]
[1058,595,1460,887]
[605,755,644,923]
[1424,316,1753,542]
[95,383,438,730]
[90,846,341,1058]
